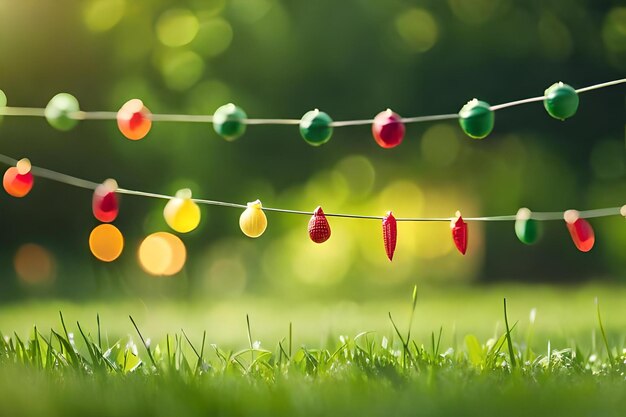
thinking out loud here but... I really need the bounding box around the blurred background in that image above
[0,0,624,302]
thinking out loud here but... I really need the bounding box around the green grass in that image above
[0,284,625,416]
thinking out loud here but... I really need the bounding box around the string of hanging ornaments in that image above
[0,79,623,145]
[0,154,623,275]
[0,78,624,274]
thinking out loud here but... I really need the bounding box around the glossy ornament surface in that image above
[239,199,267,238]
[213,103,247,141]
[299,109,333,146]
[92,179,119,223]
[451,211,468,255]
[117,99,152,140]
[3,158,34,197]
[459,99,494,139]
[163,189,201,233]
[514,208,542,245]
[544,82,579,120]
[372,109,405,148]
[564,210,594,252]
[45,93,80,131]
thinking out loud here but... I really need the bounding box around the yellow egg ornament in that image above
[163,188,201,233]
[239,199,267,238]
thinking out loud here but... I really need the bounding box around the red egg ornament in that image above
[564,210,595,252]
[451,211,468,255]
[308,206,331,243]
[3,158,34,198]
[92,179,119,223]
[372,109,405,149]
[382,211,397,261]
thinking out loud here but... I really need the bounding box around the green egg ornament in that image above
[45,93,80,131]
[299,109,333,146]
[514,208,542,245]
[0,90,6,123]
[213,103,247,141]
[458,99,494,139]
[543,82,579,121]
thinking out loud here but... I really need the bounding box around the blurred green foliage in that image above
[0,0,624,299]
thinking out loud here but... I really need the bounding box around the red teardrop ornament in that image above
[372,110,405,149]
[308,206,331,243]
[451,212,468,255]
[566,218,594,252]
[382,211,397,261]
[92,182,119,223]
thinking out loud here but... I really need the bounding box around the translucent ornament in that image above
[458,99,494,139]
[564,210,594,252]
[92,179,119,223]
[544,82,579,120]
[372,109,405,149]
[308,206,331,243]
[3,158,34,197]
[163,189,201,233]
[382,211,397,261]
[45,93,80,131]
[451,211,468,255]
[514,208,542,245]
[213,103,247,141]
[117,99,152,140]
[89,224,124,262]
[299,109,333,146]
[239,199,267,238]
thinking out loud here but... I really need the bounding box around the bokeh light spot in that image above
[14,243,56,284]
[395,9,438,53]
[83,0,125,32]
[448,0,503,25]
[160,50,205,91]
[334,155,375,199]
[89,224,124,262]
[138,232,187,276]
[421,124,461,167]
[603,8,626,53]
[538,13,573,61]
[590,140,625,180]
[192,18,233,57]
[156,9,199,47]
[231,0,272,23]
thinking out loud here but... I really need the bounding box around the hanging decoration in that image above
[117,99,152,140]
[299,109,333,146]
[92,179,119,223]
[0,79,622,145]
[239,199,268,238]
[564,210,595,252]
[0,153,621,271]
[308,206,331,243]
[213,103,247,141]
[543,82,579,120]
[382,211,397,261]
[514,208,542,245]
[45,93,80,131]
[163,189,201,233]
[372,109,405,149]
[451,211,468,255]
[3,158,34,197]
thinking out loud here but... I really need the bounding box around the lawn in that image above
[0,283,624,417]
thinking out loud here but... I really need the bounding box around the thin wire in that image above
[0,153,621,223]
[0,78,622,126]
